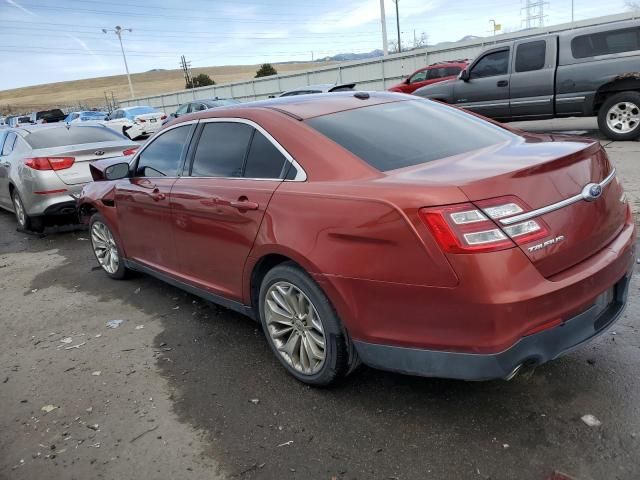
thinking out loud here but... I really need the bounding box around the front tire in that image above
[258,262,353,386]
[598,91,640,141]
[11,190,44,233]
[89,213,129,279]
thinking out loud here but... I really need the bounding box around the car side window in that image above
[195,104,207,111]
[244,130,288,179]
[515,40,546,72]
[135,125,191,177]
[190,122,253,177]
[410,71,427,83]
[176,104,189,115]
[470,49,510,78]
[1,132,17,156]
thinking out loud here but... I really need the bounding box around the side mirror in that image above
[404,78,411,84]
[172,113,178,118]
[104,162,130,180]
[459,69,470,82]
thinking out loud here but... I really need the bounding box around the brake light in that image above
[137,118,147,123]
[475,196,549,246]
[160,115,167,120]
[25,157,75,171]
[419,203,515,253]
[123,147,139,156]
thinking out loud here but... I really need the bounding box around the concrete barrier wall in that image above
[120,12,638,113]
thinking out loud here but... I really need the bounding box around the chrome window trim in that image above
[197,117,307,182]
[499,169,617,226]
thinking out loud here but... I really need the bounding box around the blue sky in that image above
[0,0,631,91]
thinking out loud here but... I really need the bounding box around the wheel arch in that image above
[593,75,640,115]
[246,249,318,312]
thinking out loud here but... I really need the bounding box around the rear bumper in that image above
[354,271,632,381]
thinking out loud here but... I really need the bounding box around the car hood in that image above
[413,79,456,97]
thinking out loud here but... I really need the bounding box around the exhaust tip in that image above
[504,364,523,381]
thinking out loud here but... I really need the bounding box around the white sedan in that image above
[102,106,167,140]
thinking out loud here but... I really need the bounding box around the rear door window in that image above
[306,100,514,172]
[1,132,16,156]
[190,122,253,177]
[243,131,288,179]
[515,40,546,72]
[135,125,192,177]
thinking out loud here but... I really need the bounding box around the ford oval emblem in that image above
[582,183,602,202]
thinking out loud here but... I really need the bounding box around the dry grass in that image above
[0,62,331,114]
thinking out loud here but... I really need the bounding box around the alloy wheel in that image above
[606,101,640,134]
[91,221,120,274]
[264,281,326,375]
[12,194,26,227]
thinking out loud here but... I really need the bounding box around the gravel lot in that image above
[1,119,639,480]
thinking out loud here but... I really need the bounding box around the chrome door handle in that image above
[150,189,166,201]
[229,199,259,210]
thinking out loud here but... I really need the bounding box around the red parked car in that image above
[78,92,635,386]
[388,60,468,94]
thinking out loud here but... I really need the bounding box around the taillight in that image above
[123,147,139,156]
[160,115,167,120]
[419,203,515,253]
[475,196,549,246]
[137,118,147,123]
[419,196,551,254]
[25,157,75,171]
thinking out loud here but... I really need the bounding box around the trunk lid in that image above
[391,134,627,278]
[34,141,135,185]
[134,112,163,125]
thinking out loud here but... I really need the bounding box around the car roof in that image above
[121,106,155,111]
[282,83,356,94]
[184,91,410,121]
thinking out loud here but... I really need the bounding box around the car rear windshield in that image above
[305,100,514,171]
[25,126,124,149]
[127,107,157,116]
[36,109,64,120]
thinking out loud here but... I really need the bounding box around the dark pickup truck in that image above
[414,19,640,140]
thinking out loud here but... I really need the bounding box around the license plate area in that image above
[149,118,157,123]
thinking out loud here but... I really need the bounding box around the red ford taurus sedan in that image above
[78,92,635,386]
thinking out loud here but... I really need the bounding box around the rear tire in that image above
[258,262,353,386]
[11,190,44,233]
[89,213,129,279]
[598,91,640,141]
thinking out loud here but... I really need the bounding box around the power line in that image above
[522,0,549,28]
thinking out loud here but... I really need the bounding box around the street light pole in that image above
[103,26,135,99]
[393,0,401,53]
[379,0,389,55]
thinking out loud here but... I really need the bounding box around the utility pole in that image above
[571,0,574,22]
[393,0,401,53]
[102,26,134,99]
[379,0,388,55]
[180,55,193,88]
